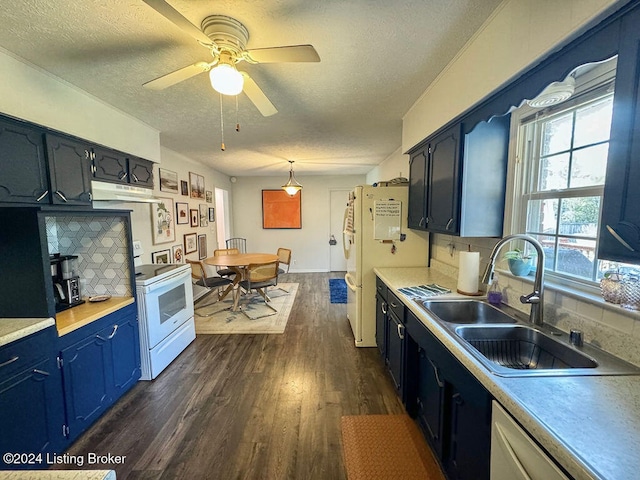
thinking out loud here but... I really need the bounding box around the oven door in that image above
[140,268,194,349]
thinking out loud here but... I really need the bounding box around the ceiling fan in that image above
[142,0,320,116]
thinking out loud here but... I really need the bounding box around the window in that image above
[509,57,638,289]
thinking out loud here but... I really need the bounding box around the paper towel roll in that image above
[457,251,480,295]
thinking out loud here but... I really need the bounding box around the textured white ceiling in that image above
[0,0,502,176]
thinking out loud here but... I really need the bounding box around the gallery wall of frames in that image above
[150,168,217,264]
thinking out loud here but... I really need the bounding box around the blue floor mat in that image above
[329,278,347,303]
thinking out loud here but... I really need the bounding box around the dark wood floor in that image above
[64,272,404,479]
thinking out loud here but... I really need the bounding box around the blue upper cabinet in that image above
[0,117,49,205]
[407,116,509,237]
[599,5,640,263]
[45,133,93,206]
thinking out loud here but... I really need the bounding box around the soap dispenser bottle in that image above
[488,274,503,306]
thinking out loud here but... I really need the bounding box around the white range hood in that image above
[91,181,161,203]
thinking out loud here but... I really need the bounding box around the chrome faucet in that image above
[482,234,546,326]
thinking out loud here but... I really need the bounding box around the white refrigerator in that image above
[344,185,429,347]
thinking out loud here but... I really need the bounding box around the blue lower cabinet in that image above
[58,303,140,443]
[0,327,66,469]
[405,308,492,480]
[60,328,112,441]
[108,313,141,397]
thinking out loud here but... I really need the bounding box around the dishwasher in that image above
[491,401,569,480]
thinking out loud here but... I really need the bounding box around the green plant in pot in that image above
[503,248,536,276]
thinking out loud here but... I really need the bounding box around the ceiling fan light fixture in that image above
[282,160,302,196]
[209,63,244,96]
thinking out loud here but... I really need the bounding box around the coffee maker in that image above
[50,254,84,311]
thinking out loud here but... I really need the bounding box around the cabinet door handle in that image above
[0,356,19,369]
[119,172,128,181]
[97,325,119,341]
[381,302,387,314]
[131,173,139,183]
[428,358,444,388]
[106,324,119,339]
[55,191,68,202]
[445,218,454,230]
[397,323,405,340]
[419,217,425,227]
[389,301,398,308]
[606,224,636,252]
[85,149,90,159]
[36,190,49,202]
[33,369,50,377]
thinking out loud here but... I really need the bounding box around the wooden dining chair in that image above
[186,259,233,316]
[213,248,240,278]
[275,248,292,293]
[238,261,280,318]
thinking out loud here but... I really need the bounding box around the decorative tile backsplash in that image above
[46,216,132,297]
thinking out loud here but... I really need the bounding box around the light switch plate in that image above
[132,240,143,257]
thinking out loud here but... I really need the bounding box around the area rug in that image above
[329,278,347,303]
[194,283,298,334]
[341,414,445,480]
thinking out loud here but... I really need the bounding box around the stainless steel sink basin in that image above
[420,300,518,324]
[454,324,640,377]
[455,325,597,370]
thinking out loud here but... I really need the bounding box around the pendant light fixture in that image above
[282,160,302,196]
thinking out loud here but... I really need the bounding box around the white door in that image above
[330,189,350,271]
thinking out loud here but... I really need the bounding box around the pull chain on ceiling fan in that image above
[142,0,320,117]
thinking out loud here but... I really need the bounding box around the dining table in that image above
[204,252,279,311]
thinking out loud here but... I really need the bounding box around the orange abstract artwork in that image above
[262,190,301,229]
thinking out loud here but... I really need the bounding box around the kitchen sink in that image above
[420,299,518,324]
[412,298,640,377]
[454,324,640,377]
[455,325,597,370]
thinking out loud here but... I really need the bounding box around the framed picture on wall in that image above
[262,189,302,229]
[189,172,205,199]
[151,249,171,264]
[184,233,197,254]
[151,198,175,244]
[172,244,184,263]
[206,190,213,203]
[198,234,207,260]
[176,202,189,224]
[199,204,208,227]
[159,168,179,194]
[181,180,189,196]
[208,207,215,223]
[190,209,199,227]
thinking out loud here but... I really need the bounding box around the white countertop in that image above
[0,318,55,347]
[375,266,640,480]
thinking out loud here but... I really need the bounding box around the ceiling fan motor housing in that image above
[201,15,249,58]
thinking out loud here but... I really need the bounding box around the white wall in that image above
[402,0,620,151]
[365,147,408,185]
[0,48,160,160]
[230,175,365,272]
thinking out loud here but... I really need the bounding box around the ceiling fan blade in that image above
[245,45,320,63]
[143,62,211,90]
[143,0,212,45]
[241,73,278,117]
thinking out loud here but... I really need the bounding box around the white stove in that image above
[134,262,195,380]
